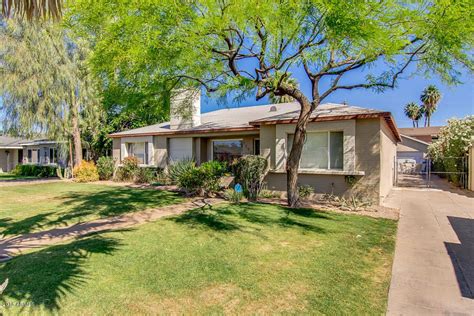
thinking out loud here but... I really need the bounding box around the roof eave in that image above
[108,126,259,138]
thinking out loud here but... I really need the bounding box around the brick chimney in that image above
[170,89,201,130]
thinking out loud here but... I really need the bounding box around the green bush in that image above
[177,167,207,195]
[116,156,139,181]
[233,155,268,201]
[96,156,115,180]
[199,160,227,193]
[166,159,195,184]
[134,167,159,184]
[298,184,314,199]
[428,116,473,185]
[223,188,243,204]
[173,160,227,196]
[73,160,100,183]
[13,164,57,177]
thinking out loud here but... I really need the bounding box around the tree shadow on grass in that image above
[0,213,55,237]
[171,202,330,234]
[49,187,182,226]
[0,230,128,312]
[170,209,241,232]
[0,187,181,237]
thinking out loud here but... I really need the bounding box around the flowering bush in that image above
[428,116,473,184]
[73,160,100,182]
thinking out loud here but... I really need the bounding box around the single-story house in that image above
[0,136,66,172]
[110,91,401,203]
[398,126,441,144]
[396,126,442,164]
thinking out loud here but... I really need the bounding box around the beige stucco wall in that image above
[0,149,19,172]
[261,118,393,204]
[112,138,121,165]
[153,136,168,168]
[397,136,428,153]
[379,118,397,200]
[350,118,382,201]
[260,125,276,169]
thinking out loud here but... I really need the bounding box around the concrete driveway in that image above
[385,177,474,315]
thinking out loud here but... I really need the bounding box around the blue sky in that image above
[1,66,472,131]
[202,68,473,128]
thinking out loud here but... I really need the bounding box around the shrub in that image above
[134,167,159,184]
[233,155,268,201]
[96,156,115,180]
[223,188,243,204]
[199,160,227,193]
[298,184,314,199]
[73,160,99,182]
[116,156,139,181]
[13,164,57,177]
[166,159,195,184]
[177,167,207,195]
[173,160,227,196]
[428,116,474,185]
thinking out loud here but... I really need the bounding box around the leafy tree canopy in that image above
[68,0,473,205]
[0,18,101,140]
[68,0,473,100]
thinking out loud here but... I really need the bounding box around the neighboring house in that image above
[0,136,24,173]
[397,134,430,163]
[110,91,401,203]
[0,136,66,172]
[398,126,441,143]
[396,126,442,164]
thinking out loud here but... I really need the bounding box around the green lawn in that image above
[0,200,397,314]
[0,173,38,181]
[0,182,183,236]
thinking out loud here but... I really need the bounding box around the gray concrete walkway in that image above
[385,178,474,315]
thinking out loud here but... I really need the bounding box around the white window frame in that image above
[126,142,149,166]
[120,136,153,166]
[211,139,243,161]
[287,130,344,171]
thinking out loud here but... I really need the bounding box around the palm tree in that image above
[269,77,298,104]
[2,0,62,20]
[420,85,441,127]
[404,102,424,127]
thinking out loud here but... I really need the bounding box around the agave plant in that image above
[420,85,442,127]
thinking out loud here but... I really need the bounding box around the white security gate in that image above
[168,138,193,162]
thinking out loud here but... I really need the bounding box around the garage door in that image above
[169,138,193,162]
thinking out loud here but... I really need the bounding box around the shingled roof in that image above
[109,102,400,141]
[0,135,29,148]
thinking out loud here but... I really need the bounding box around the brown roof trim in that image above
[109,112,401,143]
[108,126,259,138]
[382,113,402,142]
[249,112,401,142]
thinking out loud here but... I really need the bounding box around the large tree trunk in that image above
[71,100,83,167]
[286,99,314,207]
